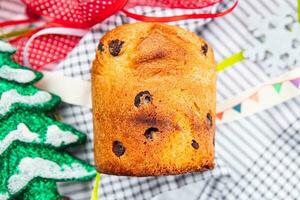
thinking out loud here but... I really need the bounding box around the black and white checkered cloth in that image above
[54,0,300,199]
[1,0,299,199]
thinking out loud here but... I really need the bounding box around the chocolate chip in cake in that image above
[144,127,159,140]
[134,91,152,107]
[206,113,213,128]
[108,39,124,56]
[98,42,104,52]
[201,43,208,56]
[112,141,126,157]
[191,140,199,149]
[61,197,71,200]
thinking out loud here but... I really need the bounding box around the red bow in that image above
[0,0,238,69]
[22,0,237,28]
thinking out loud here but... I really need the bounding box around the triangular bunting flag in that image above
[216,112,224,120]
[290,78,300,88]
[233,104,242,113]
[273,82,282,93]
[249,93,259,102]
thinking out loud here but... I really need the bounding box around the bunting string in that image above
[216,67,300,124]
[35,66,300,125]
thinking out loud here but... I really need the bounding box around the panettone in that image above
[92,22,216,176]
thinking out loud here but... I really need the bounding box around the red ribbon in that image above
[125,0,224,9]
[0,19,40,27]
[122,0,238,22]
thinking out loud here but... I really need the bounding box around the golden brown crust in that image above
[92,22,216,176]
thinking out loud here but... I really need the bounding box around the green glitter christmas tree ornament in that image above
[0,40,96,199]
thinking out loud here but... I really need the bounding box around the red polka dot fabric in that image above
[23,0,222,27]
[23,0,128,28]
[11,34,80,70]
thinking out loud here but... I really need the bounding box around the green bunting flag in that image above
[273,82,283,93]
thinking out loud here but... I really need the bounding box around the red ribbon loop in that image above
[122,0,238,22]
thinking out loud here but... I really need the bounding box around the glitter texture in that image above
[0,45,42,85]
[0,40,16,54]
[0,65,36,83]
[16,180,61,200]
[0,40,96,199]
[0,112,86,151]
[0,143,95,198]
[0,80,60,121]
